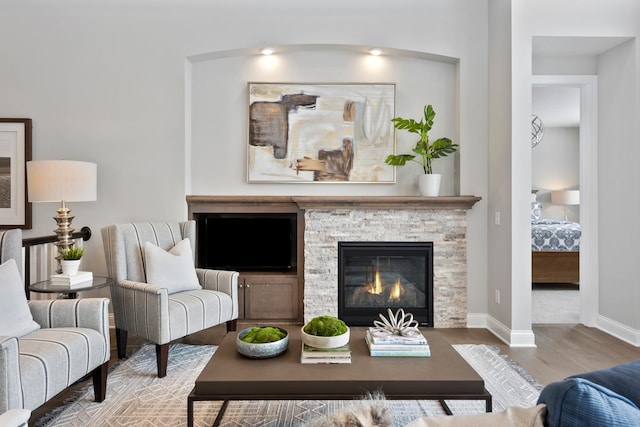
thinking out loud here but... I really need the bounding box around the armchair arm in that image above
[0,336,23,412]
[0,409,30,427]
[196,269,239,319]
[28,299,110,337]
[111,279,171,344]
[196,269,238,294]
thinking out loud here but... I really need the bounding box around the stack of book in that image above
[300,342,352,364]
[50,271,93,288]
[365,328,431,357]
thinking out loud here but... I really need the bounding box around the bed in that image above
[531,200,581,284]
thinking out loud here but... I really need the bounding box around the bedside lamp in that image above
[551,189,579,221]
[26,160,97,255]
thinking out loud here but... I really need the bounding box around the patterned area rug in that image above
[37,343,543,427]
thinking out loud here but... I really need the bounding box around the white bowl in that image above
[301,326,350,349]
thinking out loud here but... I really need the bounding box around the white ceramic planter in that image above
[301,326,350,349]
[418,173,441,196]
[61,259,81,276]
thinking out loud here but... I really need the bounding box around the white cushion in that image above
[144,238,201,294]
[0,259,40,337]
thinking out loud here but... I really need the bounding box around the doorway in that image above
[531,75,598,327]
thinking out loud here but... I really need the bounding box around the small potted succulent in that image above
[301,315,350,349]
[59,246,84,276]
[385,104,458,196]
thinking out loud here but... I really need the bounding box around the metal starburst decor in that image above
[372,308,421,338]
[531,114,545,148]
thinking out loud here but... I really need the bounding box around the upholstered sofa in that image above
[537,359,640,427]
[306,360,640,427]
[0,229,110,417]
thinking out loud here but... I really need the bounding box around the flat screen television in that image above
[194,212,297,273]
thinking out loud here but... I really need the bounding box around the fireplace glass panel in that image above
[338,242,433,326]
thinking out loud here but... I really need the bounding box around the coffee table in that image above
[188,327,491,426]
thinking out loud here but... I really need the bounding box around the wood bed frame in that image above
[532,251,579,284]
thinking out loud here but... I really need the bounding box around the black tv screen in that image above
[195,213,297,272]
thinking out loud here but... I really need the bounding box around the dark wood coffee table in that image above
[187,327,491,426]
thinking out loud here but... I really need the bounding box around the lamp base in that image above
[53,201,77,272]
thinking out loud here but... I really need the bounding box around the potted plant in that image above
[385,104,458,196]
[59,246,84,276]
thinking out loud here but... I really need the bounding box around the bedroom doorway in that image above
[531,74,598,326]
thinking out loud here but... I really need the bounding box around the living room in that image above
[1,0,639,425]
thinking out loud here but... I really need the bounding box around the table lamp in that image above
[26,160,97,254]
[551,189,579,221]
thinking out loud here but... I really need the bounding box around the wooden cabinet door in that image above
[242,275,299,320]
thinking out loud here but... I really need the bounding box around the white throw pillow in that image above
[0,259,40,337]
[144,238,201,294]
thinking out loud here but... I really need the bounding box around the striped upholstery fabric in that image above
[0,230,110,413]
[101,221,238,345]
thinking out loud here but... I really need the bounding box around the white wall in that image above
[0,0,489,317]
[487,0,515,336]
[597,39,640,333]
[191,51,456,196]
[509,0,640,343]
[532,127,580,222]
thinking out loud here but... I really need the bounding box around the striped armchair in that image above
[0,229,110,415]
[101,221,239,378]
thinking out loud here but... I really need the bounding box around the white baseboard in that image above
[596,315,640,347]
[485,315,536,347]
[471,312,640,348]
[466,312,487,328]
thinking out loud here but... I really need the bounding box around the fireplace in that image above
[338,241,434,327]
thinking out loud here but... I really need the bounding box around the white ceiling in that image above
[532,86,580,128]
[532,36,633,128]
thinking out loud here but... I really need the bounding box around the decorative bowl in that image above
[301,326,350,349]
[236,326,289,359]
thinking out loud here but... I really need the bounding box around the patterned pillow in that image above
[0,259,40,337]
[531,202,542,222]
[144,238,201,294]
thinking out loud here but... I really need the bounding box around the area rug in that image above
[37,343,543,427]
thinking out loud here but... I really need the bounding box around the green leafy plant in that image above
[240,326,287,343]
[60,246,84,260]
[385,104,458,174]
[303,315,348,337]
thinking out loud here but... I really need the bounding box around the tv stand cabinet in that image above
[187,196,304,322]
[239,273,299,320]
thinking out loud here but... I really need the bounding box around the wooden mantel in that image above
[186,195,481,212]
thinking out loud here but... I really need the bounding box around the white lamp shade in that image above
[551,190,580,205]
[27,160,97,202]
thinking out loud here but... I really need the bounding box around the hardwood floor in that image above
[28,323,640,426]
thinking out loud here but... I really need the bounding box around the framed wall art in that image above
[0,118,32,228]
[248,83,395,183]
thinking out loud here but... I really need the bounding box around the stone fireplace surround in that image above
[187,196,480,328]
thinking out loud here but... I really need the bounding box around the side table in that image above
[29,276,112,299]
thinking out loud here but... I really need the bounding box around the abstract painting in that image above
[248,83,395,183]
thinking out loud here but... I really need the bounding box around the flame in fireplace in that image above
[368,271,383,294]
[389,278,402,302]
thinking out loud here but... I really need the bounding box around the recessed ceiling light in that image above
[260,47,274,55]
[368,48,383,56]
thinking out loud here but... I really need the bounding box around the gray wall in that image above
[0,0,490,319]
[1,0,639,343]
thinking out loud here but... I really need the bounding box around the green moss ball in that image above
[240,326,286,343]
[303,315,348,336]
